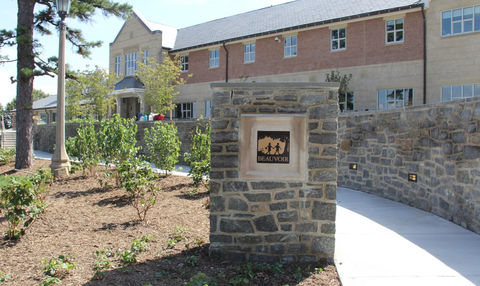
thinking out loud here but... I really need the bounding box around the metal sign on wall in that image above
[257,131,290,164]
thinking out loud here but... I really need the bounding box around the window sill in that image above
[330,48,346,53]
[385,41,404,46]
[209,66,219,69]
[244,61,255,65]
[283,55,297,59]
[441,30,480,38]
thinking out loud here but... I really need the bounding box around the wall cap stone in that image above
[211,82,339,90]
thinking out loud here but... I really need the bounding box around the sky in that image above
[0,0,292,108]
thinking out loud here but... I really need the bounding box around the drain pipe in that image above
[223,41,229,82]
[422,5,427,105]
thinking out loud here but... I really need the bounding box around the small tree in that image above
[66,66,119,120]
[325,70,352,95]
[144,122,181,176]
[135,52,191,118]
[184,119,211,186]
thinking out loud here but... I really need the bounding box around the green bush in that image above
[65,118,100,176]
[184,120,210,186]
[99,114,140,186]
[117,158,162,220]
[0,148,15,166]
[144,121,181,175]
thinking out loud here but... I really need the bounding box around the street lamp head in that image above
[56,0,71,20]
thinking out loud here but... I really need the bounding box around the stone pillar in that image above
[209,82,339,263]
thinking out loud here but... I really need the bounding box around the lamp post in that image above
[50,0,71,177]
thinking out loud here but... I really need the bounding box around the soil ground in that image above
[0,159,341,285]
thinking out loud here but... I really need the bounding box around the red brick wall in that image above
[181,11,424,84]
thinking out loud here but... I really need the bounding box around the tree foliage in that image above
[325,70,352,95]
[135,52,191,116]
[66,66,119,120]
[0,0,132,169]
[32,88,51,102]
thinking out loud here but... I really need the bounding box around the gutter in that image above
[170,4,423,53]
[422,5,427,105]
[223,42,229,83]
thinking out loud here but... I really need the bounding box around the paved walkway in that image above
[336,187,480,286]
[34,151,480,285]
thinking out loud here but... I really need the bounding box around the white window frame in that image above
[143,50,150,65]
[442,5,480,36]
[205,101,212,119]
[180,55,189,72]
[331,28,346,51]
[115,56,121,76]
[339,91,354,112]
[125,52,138,76]
[386,18,404,43]
[377,88,413,109]
[244,43,255,63]
[442,84,480,101]
[284,36,297,57]
[210,49,219,68]
[180,102,196,119]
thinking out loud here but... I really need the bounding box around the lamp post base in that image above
[50,159,70,178]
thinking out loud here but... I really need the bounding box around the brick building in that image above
[109,0,480,119]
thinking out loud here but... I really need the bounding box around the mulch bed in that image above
[0,159,340,285]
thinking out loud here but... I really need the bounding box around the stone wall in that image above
[338,97,480,234]
[209,82,339,263]
[32,119,209,165]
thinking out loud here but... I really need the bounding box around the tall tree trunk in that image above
[15,0,36,169]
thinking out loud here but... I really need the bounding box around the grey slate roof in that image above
[173,0,421,51]
[32,95,58,110]
[115,76,144,90]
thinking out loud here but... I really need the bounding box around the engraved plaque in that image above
[257,131,290,164]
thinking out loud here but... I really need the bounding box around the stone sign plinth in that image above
[209,82,339,263]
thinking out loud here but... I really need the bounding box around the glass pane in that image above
[339,93,346,103]
[185,63,188,71]
[464,20,473,32]
[292,36,297,45]
[378,90,386,109]
[452,9,462,21]
[285,47,290,57]
[387,89,395,100]
[396,31,404,41]
[332,41,338,50]
[396,101,404,108]
[292,46,297,55]
[396,18,404,30]
[475,6,480,31]
[464,85,473,97]
[387,32,394,42]
[388,102,395,109]
[340,28,346,38]
[464,7,473,19]
[251,44,255,52]
[245,45,249,53]
[339,103,345,112]
[332,29,338,39]
[251,53,255,62]
[340,39,346,49]
[453,22,462,34]
[215,50,220,57]
[244,54,249,62]
[452,85,462,98]
[405,89,413,106]
[475,84,480,96]
[285,37,291,46]
[215,58,219,67]
[386,20,394,31]
[442,86,452,101]
[396,89,404,101]
[347,92,354,110]
[442,11,452,35]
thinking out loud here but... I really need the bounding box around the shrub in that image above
[184,120,211,186]
[0,148,15,166]
[144,121,181,176]
[117,158,162,220]
[65,118,100,176]
[98,114,140,186]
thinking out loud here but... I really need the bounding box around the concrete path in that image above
[335,187,480,286]
[33,150,190,176]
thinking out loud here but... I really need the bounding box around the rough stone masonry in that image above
[209,82,339,263]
